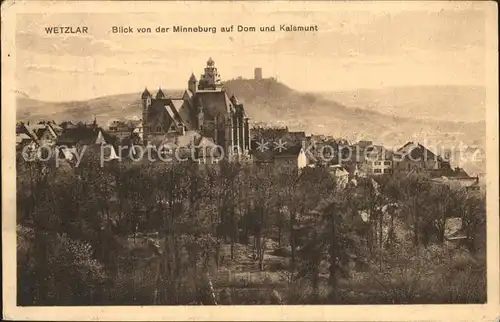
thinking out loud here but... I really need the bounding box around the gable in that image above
[195,91,234,118]
[396,142,439,162]
[95,130,107,144]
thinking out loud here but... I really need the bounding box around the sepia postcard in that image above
[2,0,499,321]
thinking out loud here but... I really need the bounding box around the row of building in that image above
[16,57,481,192]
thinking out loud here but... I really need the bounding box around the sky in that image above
[14,1,489,101]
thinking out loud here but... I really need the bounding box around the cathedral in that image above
[140,58,250,158]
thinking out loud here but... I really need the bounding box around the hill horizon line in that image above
[15,80,485,104]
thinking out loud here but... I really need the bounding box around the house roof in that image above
[274,144,303,158]
[397,142,439,161]
[171,99,184,112]
[288,131,306,145]
[164,103,185,127]
[33,127,49,139]
[16,133,33,144]
[342,162,359,175]
[356,140,373,149]
[198,136,217,148]
[327,165,349,177]
[151,130,201,149]
[156,88,165,99]
[56,127,114,145]
[20,125,40,143]
[431,176,478,189]
[195,90,234,117]
[184,90,194,101]
[451,167,470,178]
[252,127,288,141]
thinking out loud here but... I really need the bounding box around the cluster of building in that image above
[15,57,481,193]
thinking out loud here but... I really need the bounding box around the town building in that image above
[251,127,308,172]
[431,167,482,193]
[342,141,393,176]
[108,120,142,142]
[365,148,394,175]
[393,142,451,175]
[55,123,119,162]
[369,158,393,175]
[140,58,251,161]
[16,121,61,148]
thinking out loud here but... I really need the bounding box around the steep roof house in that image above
[251,128,308,171]
[431,167,482,192]
[56,125,119,162]
[393,142,451,176]
[16,123,38,148]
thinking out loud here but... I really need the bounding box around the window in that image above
[168,123,177,133]
[374,169,382,173]
[384,161,391,165]
[384,169,392,174]
[374,161,381,165]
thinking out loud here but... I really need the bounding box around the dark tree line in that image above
[16,149,486,305]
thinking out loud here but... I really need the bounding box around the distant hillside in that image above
[224,79,485,146]
[319,86,486,122]
[17,79,485,173]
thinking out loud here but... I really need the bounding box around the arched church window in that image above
[156,124,163,132]
[168,123,177,133]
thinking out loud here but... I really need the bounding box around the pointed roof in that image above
[207,57,215,66]
[229,94,240,105]
[397,142,438,161]
[141,88,151,99]
[156,88,165,99]
[189,73,197,82]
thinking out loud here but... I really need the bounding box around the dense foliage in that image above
[16,150,486,305]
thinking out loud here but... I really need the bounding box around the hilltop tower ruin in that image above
[254,67,262,80]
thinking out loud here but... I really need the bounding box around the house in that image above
[108,119,142,142]
[251,128,307,172]
[29,122,59,146]
[274,145,308,171]
[16,121,60,149]
[326,164,350,189]
[16,123,37,148]
[343,141,393,176]
[16,123,44,161]
[56,125,119,161]
[393,142,451,175]
[431,167,482,192]
[303,135,351,166]
[367,149,394,175]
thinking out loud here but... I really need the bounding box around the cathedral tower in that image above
[188,73,198,93]
[198,57,222,90]
[141,88,152,143]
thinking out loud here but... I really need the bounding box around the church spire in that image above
[156,87,165,99]
[198,57,222,90]
[188,73,198,93]
[141,87,151,99]
[207,57,215,67]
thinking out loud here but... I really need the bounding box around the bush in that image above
[18,226,106,305]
